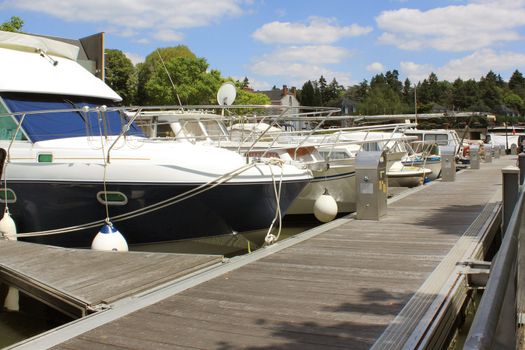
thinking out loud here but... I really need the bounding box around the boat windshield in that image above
[0,93,144,142]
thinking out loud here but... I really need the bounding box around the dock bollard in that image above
[484,144,492,163]
[355,151,388,220]
[502,165,520,233]
[439,145,456,182]
[470,144,480,169]
[519,153,525,185]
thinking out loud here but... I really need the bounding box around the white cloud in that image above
[250,56,352,88]
[252,17,372,44]
[153,29,184,42]
[1,0,246,42]
[272,46,351,65]
[124,52,145,65]
[366,62,385,72]
[400,49,525,82]
[376,1,525,51]
[248,44,353,87]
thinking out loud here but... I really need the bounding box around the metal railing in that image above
[464,158,524,349]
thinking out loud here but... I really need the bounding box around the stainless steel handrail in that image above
[464,182,524,349]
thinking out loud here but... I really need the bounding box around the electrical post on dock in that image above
[355,151,388,220]
[484,144,493,163]
[470,144,480,169]
[440,145,456,182]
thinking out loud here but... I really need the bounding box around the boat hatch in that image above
[0,188,16,203]
[97,191,128,206]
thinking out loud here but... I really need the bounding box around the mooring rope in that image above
[263,158,285,245]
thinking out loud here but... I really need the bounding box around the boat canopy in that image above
[0,46,121,101]
[1,94,144,142]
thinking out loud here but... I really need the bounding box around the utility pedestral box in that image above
[484,144,492,163]
[355,151,388,220]
[511,143,518,155]
[440,145,456,182]
[494,145,500,159]
[470,144,480,169]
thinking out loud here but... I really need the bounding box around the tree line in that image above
[299,70,525,122]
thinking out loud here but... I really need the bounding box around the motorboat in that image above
[0,31,312,247]
[134,108,357,217]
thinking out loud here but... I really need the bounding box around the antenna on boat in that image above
[217,82,236,106]
[155,49,183,107]
[37,49,58,66]
[217,82,237,117]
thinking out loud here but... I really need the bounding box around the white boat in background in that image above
[0,31,312,247]
[403,128,469,164]
[134,108,358,217]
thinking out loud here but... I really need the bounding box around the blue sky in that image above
[1,0,525,90]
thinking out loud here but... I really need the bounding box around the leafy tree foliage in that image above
[296,69,525,120]
[0,16,23,32]
[234,87,271,105]
[299,81,316,106]
[137,46,222,105]
[104,49,137,105]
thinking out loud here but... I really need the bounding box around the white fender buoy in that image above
[4,286,19,311]
[0,208,19,311]
[91,223,128,252]
[0,209,17,240]
[313,190,338,223]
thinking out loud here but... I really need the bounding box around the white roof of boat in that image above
[0,31,79,60]
[0,31,121,101]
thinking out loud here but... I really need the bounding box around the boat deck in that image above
[6,156,514,349]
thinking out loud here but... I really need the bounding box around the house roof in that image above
[258,89,282,102]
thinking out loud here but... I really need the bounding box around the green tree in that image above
[299,80,316,106]
[509,70,525,99]
[139,47,222,105]
[234,88,271,105]
[402,78,413,106]
[104,49,137,105]
[136,46,197,105]
[479,71,503,111]
[318,75,327,104]
[503,92,524,113]
[0,16,23,32]
[240,77,250,89]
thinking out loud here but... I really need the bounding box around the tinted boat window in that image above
[1,94,144,142]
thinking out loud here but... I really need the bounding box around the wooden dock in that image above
[6,156,514,349]
[0,242,223,318]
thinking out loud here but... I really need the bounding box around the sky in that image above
[1,0,525,91]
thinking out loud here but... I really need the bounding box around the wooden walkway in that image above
[0,242,222,317]
[9,157,514,349]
